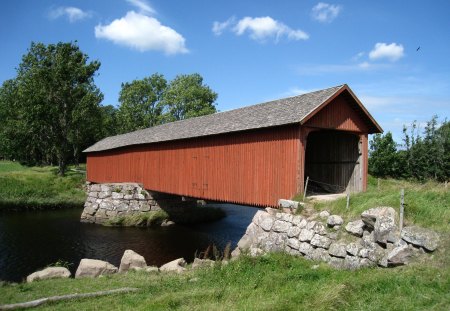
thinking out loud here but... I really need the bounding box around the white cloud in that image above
[311,2,342,23]
[212,17,235,36]
[212,16,308,42]
[95,11,188,54]
[126,0,155,14]
[369,43,404,62]
[49,6,92,23]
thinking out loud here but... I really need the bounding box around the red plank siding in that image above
[304,94,369,132]
[87,125,300,207]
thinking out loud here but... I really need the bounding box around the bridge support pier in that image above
[81,182,197,225]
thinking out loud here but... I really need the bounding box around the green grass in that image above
[0,252,448,310]
[311,176,450,232]
[0,160,86,210]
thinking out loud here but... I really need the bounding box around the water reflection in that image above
[0,204,258,282]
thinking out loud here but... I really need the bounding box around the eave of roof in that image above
[84,84,381,153]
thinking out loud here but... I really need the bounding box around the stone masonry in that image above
[233,206,440,270]
[81,183,196,224]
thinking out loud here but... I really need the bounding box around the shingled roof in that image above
[84,84,381,153]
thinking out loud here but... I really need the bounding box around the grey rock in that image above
[401,226,440,251]
[306,220,317,231]
[361,206,397,229]
[272,220,291,233]
[111,192,124,199]
[265,207,278,216]
[90,184,102,192]
[346,243,361,257]
[276,212,293,222]
[260,217,274,232]
[343,255,360,270]
[319,210,330,219]
[328,232,338,240]
[360,258,376,268]
[237,234,252,250]
[119,250,147,273]
[327,215,344,227]
[298,218,308,229]
[287,226,301,238]
[287,238,301,250]
[299,229,315,242]
[250,247,264,257]
[312,222,327,235]
[278,199,300,209]
[345,220,365,237]
[309,248,330,262]
[299,242,314,255]
[328,243,347,258]
[75,259,118,278]
[387,244,413,266]
[27,267,71,283]
[252,211,266,226]
[291,215,304,227]
[140,203,151,212]
[374,215,396,245]
[310,234,332,249]
[192,258,215,269]
[160,258,187,273]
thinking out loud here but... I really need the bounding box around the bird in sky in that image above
[416,46,421,51]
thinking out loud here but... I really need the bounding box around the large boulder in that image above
[27,267,71,283]
[160,258,187,273]
[373,215,397,245]
[119,250,147,273]
[345,220,365,237]
[361,207,397,229]
[401,226,440,251]
[386,244,413,266]
[75,259,118,278]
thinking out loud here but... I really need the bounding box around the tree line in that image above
[369,116,449,182]
[0,42,217,175]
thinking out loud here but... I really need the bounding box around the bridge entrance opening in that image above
[304,130,362,195]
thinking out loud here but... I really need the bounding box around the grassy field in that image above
[0,160,86,210]
[0,252,448,310]
[312,175,450,232]
[0,175,448,310]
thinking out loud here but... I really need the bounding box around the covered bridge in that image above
[84,84,382,207]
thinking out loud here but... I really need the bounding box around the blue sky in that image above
[1,0,449,142]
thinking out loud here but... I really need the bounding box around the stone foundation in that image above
[81,183,196,224]
[234,207,439,270]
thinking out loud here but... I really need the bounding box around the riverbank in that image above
[0,251,449,310]
[0,177,448,309]
[0,161,86,211]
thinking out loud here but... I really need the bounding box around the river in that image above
[0,204,258,282]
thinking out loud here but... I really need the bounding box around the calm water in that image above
[0,204,258,282]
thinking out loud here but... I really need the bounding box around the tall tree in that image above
[369,132,401,178]
[117,73,167,133]
[162,73,217,122]
[2,41,103,175]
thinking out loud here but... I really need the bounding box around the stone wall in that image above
[233,207,439,270]
[81,183,196,224]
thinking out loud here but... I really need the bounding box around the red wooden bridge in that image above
[84,84,382,207]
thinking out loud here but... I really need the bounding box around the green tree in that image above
[162,73,217,122]
[369,132,401,178]
[99,105,118,138]
[1,41,103,175]
[117,73,167,133]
